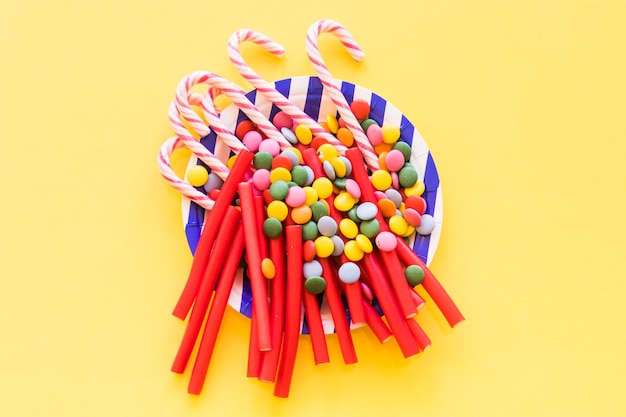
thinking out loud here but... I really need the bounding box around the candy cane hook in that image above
[228,29,348,153]
[305,20,379,170]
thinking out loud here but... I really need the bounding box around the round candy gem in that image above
[303,239,317,261]
[405,196,427,214]
[303,186,319,206]
[330,157,347,178]
[285,186,307,208]
[261,258,276,279]
[314,236,334,258]
[339,156,352,177]
[310,201,329,221]
[318,143,339,162]
[302,221,319,242]
[360,118,377,132]
[359,219,380,238]
[326,114,339,133]
[273,111,292,130]
[355,233,373,253]
[263,217,283,239]
[350,98,370,120]
[242,130,263,152]
[391,172,400,190]
[389,215,409,236]
[405,265,425,287]
[270,167,292,183]
[385,189,403,208]
[403,208,422,227]
[253,152,273,170]
[356,202,378,221]
[385,149,405,172]
[347,207,361,223]
[304,166,315,185]
[187,165,209,187]
[339,218,358,239]
[381,123,401,144]
[398,166,419,188]
[203,173,224,194]
[258,139,280,156]
[235,120,255,139]
[322,160,336,180]
[269,180,289,200]
[333,177,347,189]
[338,262,360,284]
[291,205,313,224]
[303,260,323,279]
[345,179,361,200]
[416,214,436,235]
[344,240,364,261]
[312,177,333,199]
[272,155,293,171]
[304,276,326,294]
[291,165,308,186]
[334,191,356,212]
[374,231,397,252]
[331,235,345,256]
[336,127,354,147]
[267,200,288,221]
[366,124,384,146]
[295,124,313,145]
[404,180,425,197]
[392,141,412,161]
[317,216,338,237]
[371,169,392,191]
[252,169,271,191]
[281,127,298,145]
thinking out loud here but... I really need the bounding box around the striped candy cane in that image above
[306,20,379,170]
[157,136,216,210]
[228,29,347,153]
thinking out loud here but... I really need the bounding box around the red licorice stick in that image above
[187,222,245,395]
[410,289,426,310]
[363,300,392,344]
[395,236,465,327]
[171,206,242,373]
[406,318,431,352]
[173,149,254,320]
[302,291,329,365]
[361,252,420,358]
[319,257,357,365]
[247,304,261,378]
[379,250,418,319]
[258,236,286,383]
[254,196,268,260]
[274,226,303,398]
[238,182,272,351]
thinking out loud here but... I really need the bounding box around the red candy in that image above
[303,240,317,262]
[272,111,293,130]
[271,155,294,171]
[405,196,427,214]
[350,98,371,121]
[235,120,256,139]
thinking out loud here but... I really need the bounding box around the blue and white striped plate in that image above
[182,76,442,334]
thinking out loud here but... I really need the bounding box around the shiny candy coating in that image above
[398,165,418,188]
[291,205,313,224]
[374,231,397,252]
[302,221,319,241]
[314,236,334,258]
[303,239,317,261]
[343,240,364,261]
[258,138,280,156]
[295,124,313,145]
[285,186,307,208]
[355,233,373,253]
[252,169,271,191]
[334,191,356,212]
[261,258,276,279]
[304,276,326,294]
[311,201,329,221]
[187,165,209,187]
[416,214,436,235]
[339,218,359,239]
[263,217,283,239]
[242,130,263,152]
[253,152,273,170]
[389,214,409,236]
[317,216,338,236]
[267,200,289,221]
[312,177,333,199]
[404,265,425,287]
[303,260,323,279]
[381,123,401,144]
[359,219,380,238]
[337,262,360,284]
[371,169,392,191]
[356,202,378,221]
[269,180,289,200]
[281,127,298,145]
[330,236,344,256]
[404,180,425,197]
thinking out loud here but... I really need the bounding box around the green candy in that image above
[404,265,425,287]
[269,180,289,200]
[253,151,273,170]
[360,118,378,132]
[347,206,361,223]
[333,177,347,189]
[304,276,326,294]
[311,201,329,222]
[291,165,308,186]
[393,141,412,161]
[263,217,283,239]
[359,219,380,238]
[398,166,418,188]
[302,221,319,241]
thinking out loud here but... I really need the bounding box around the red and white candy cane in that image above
[227,29,348,153]
[157,136,216,210]
[306,19,379,171]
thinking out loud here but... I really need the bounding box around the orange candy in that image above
[336,127,354,147]
[378,198,397,218]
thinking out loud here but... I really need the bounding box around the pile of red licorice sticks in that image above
[165,145,463,398]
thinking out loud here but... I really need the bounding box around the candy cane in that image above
[228,29,348,153]
[305,19,379,170]
[157,136,216,210]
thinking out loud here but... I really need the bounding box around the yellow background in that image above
[1,0,625,415]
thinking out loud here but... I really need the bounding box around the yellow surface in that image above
[1,1,626,416]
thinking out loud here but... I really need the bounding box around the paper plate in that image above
[181,76,443,334]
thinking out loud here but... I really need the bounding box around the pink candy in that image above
[374,231,397,252]
[252,169,271,191]
[384,150,405,172]
[243,130,263,152]
[366,124,383,146]
[272,111,293,130]
[258,138,280,156]
[285,186,307,207]
[345,179,361,199]
[403,208,422,227]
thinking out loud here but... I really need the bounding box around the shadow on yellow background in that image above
[1,1,625,416]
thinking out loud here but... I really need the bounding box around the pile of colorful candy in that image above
[157,19,463,398]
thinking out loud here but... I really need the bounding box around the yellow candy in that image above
[261,258,276,279]
[291,205,312,224]
[286,146,303,163]
[312,177,333,199]
[315,236,334,258]
[404,180,425,197]
[267,200,288,221]
[227,155,238,170]
[344,240,364,261]
[303,186,319,206]
[330,157,347,178]
[318,143,339,162]
[326,114,339,134]
[399,202,406,213]
[270,167,292,183]
[403,225,416,238]
[187,165,209,187]
[371,170,392,191]
[382,123,401,144]
[334,191,356,212]
[295,124,313,145]
[339,218,358,239]
[389,215,409,236]
[355,233,373,253]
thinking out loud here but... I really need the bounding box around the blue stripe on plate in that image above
[400,114,414,147]
[423,152,440,192]
[237,90,256,125]
[340,81,355,104]
[199,131,218,155]
[185,201,204,255]
[303,77,323,119]
[240,268,253,317]
[274,78,292,97]
[368,92,387,125]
